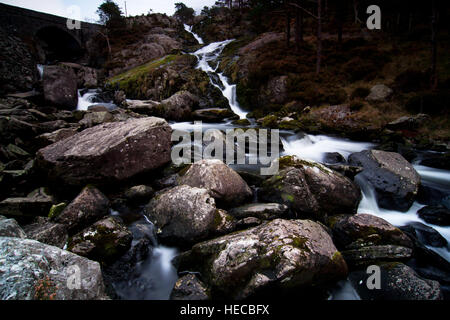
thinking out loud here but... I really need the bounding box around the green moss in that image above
[261,115,278,128]
[213,210,224,229]
[331,251,343,264]
[48,203,67,220]
[281,193,294,203]
[291,237,309,251]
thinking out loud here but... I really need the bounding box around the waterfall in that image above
[184,25,249,120]
[183,23,204,45]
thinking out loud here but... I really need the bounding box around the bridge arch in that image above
[35,26,84,63]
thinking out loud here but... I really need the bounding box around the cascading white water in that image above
[281,133,376,163]
[77,89,99,111]
[183,23,204,45]
[37,64,44,79]
[184,25,249,120]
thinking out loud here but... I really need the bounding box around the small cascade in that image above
[184,23,204,44]
[184,25,249,119]
[37,64,44,79]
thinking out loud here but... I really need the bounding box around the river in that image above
[75,24,450,300]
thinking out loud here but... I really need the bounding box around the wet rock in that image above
[43,65,78,109]
[328,214,413,249]
[178,159,252,207]
[68,217,133,264]
[349,150,421,211]
[37,117,172,186]
[23,217,68,249]
[192,108,238,122]
[171,274,210,300]
[417,206,450,226]
[260,156,361,221]
[0,215,26,238]
[349,262,443,300]
[419,152,450,171]
[400,222,447,248]
[324,152,346,164]
[229,203,289,220]
[366,84,393,102]
[326,164,363,179]
[181,219,348,299]
[0,188,54,221]
[55,186,110,235]
[0,237,109,300]
[145,185,218,245]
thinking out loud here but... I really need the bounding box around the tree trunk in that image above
[317,0,322,74]
[431,0,438,90]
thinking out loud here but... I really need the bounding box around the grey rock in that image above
[0,216,26,238]
[43,65,78,109]
[0,237,109,300]
[349,150,421,211]
[366,84,393,102]
[182,219,348,299]
[37,117,172,186]
[0,187,54,220]
[178,159,252,207]
[145,185,218,245]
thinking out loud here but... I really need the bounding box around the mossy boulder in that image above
[260,156,361,221]
[68,216,133,264]
[179,219,348,299]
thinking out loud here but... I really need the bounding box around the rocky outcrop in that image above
[180,219,348,299]
[68,217,133,264]
[0,215,26,238]
[37,117,172,186]
[260,156,361,221]
[349,150,421,211]
[54,186,110,235]
[349,262,443,300]
[171,274,210,300]
[145,185,218,245]
[0,237,108,300]
[43,65,78,109]
[23,217,68,249]
[178,160,253,207]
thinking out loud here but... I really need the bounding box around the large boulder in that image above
[349,150,421,211]
[178,160,253,207]
[145,185,219,245]
[260,156,361,221]
[0,216,26,238]
[349,262,443,300]
[68,217,133,264]
[54,186,110,235]
[37,117,172,186]
[43,65,78,109]
[180,219,348,299]
[0,237,109,300]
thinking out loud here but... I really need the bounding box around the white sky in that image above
[0,0,217,22]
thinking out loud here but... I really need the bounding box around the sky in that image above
[0,0,217,22]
